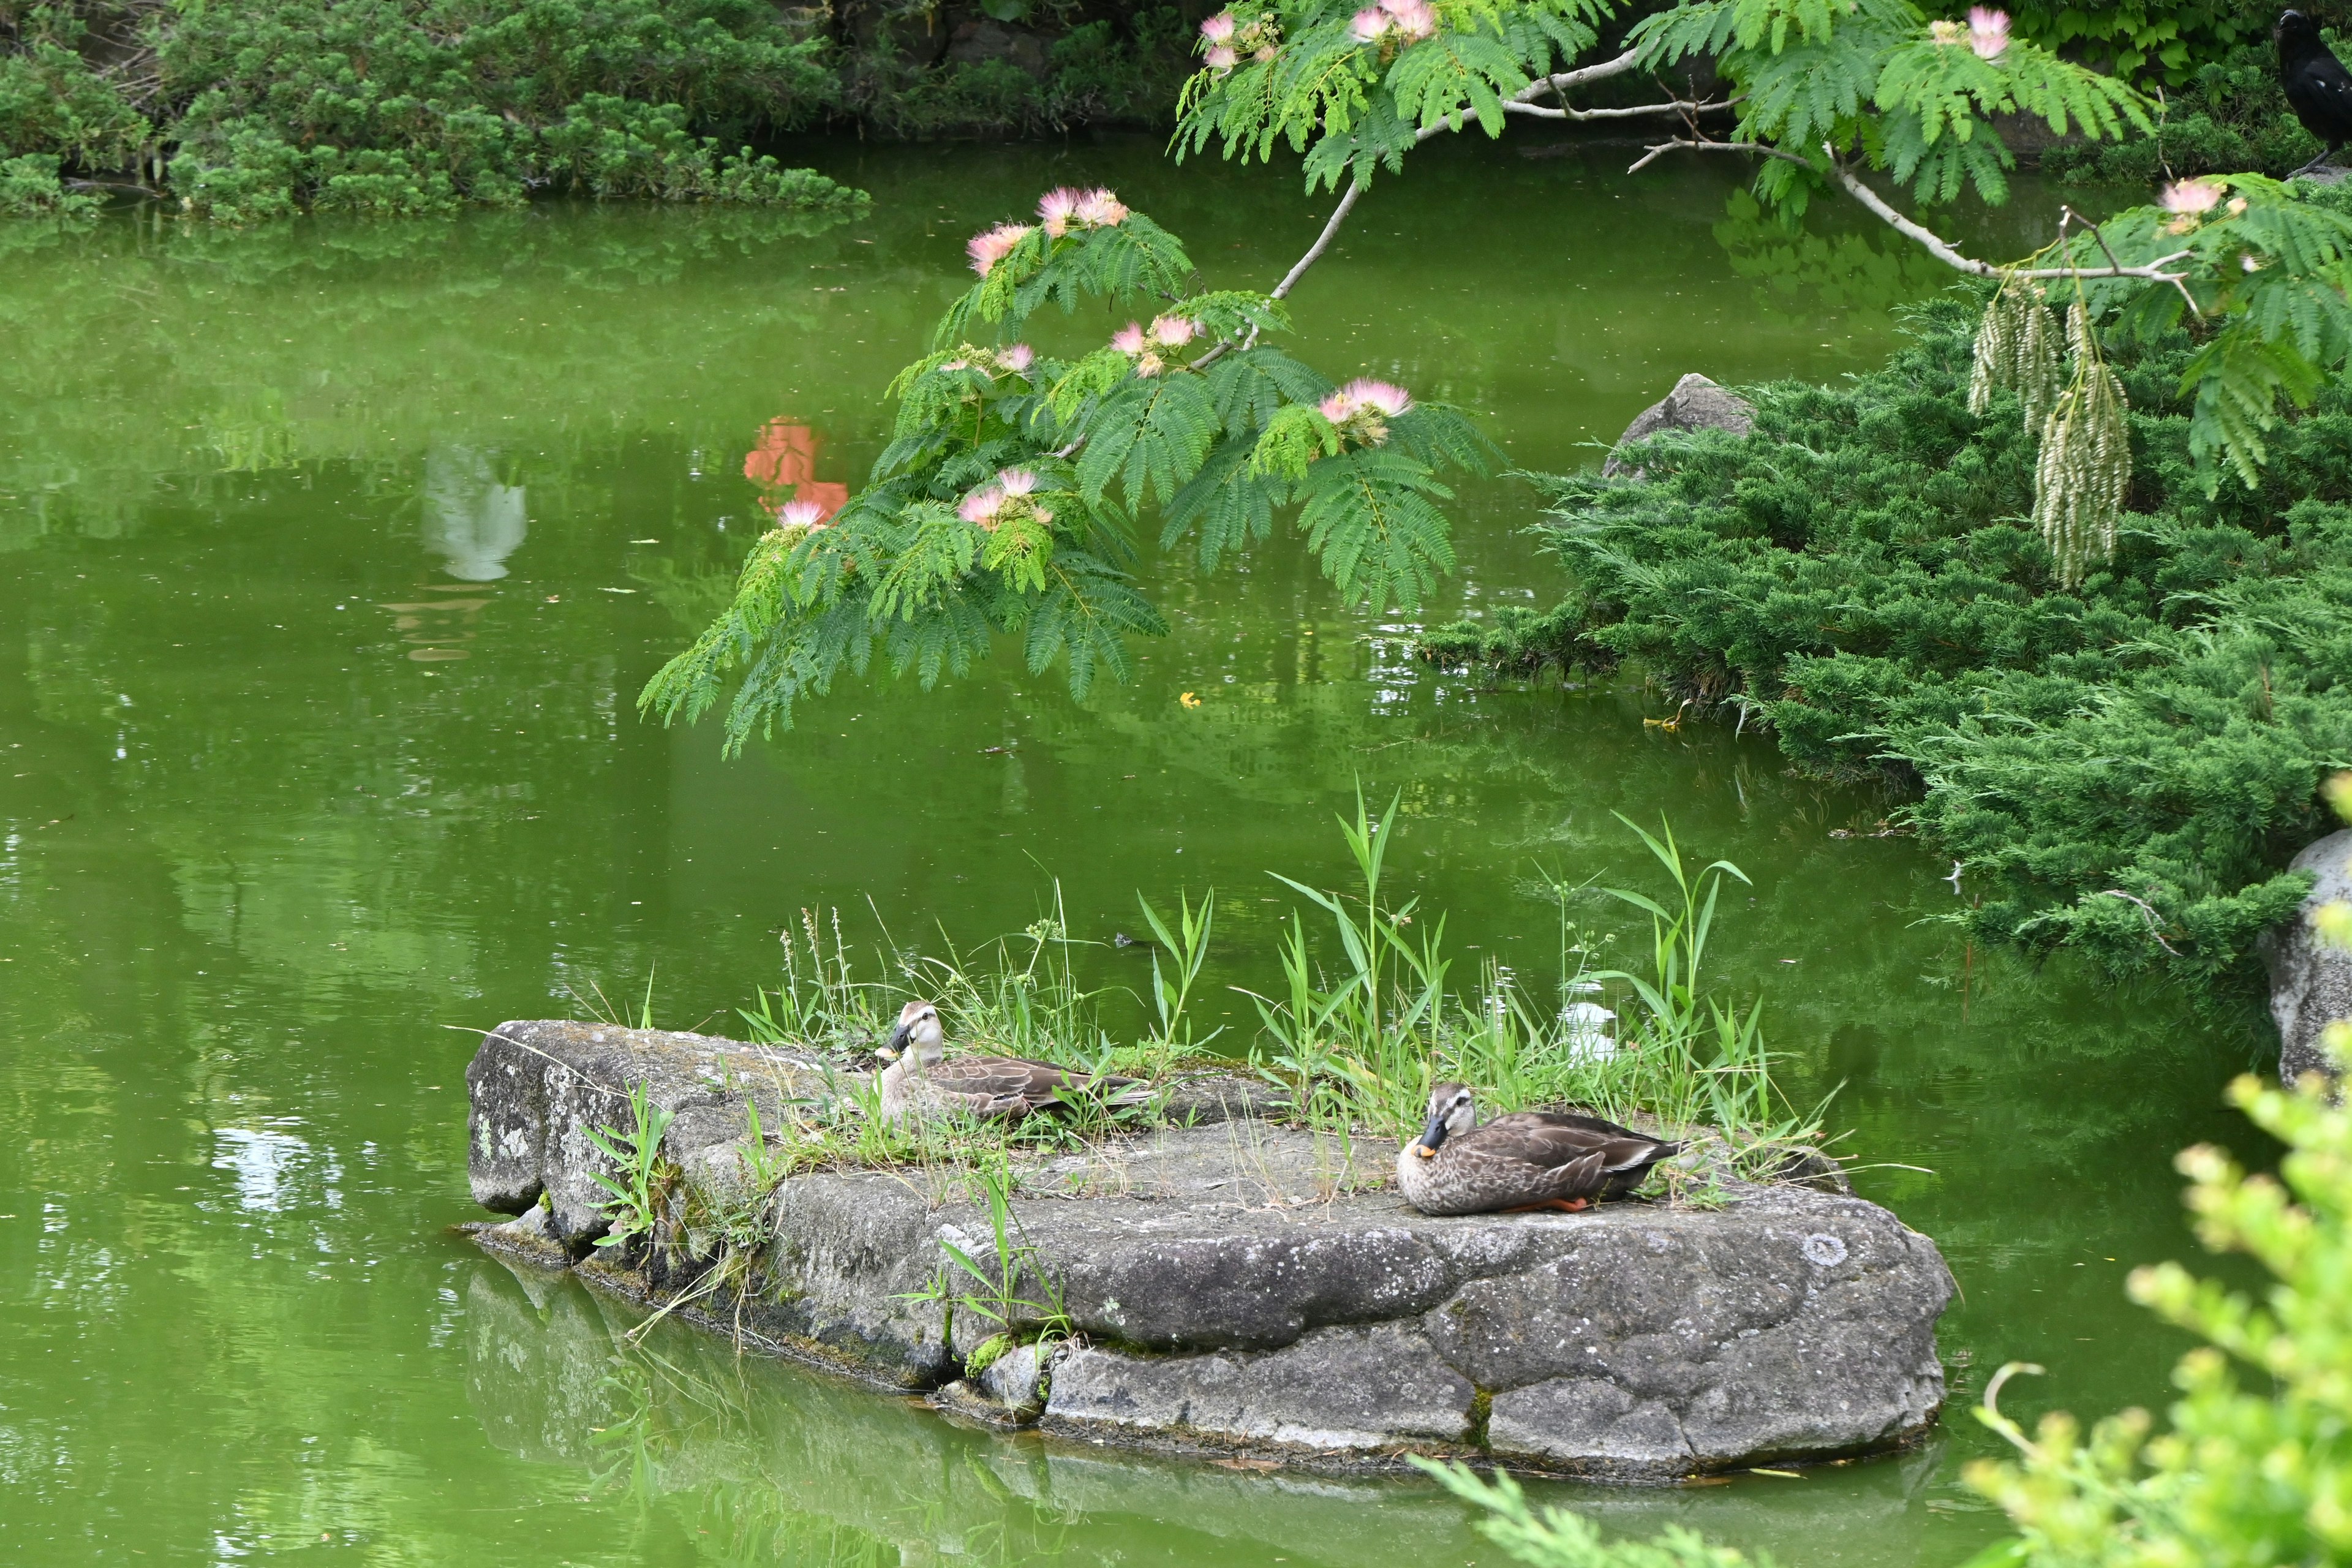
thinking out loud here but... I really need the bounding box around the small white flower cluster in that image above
[939,342,1036,379]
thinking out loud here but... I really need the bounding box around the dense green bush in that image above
[843,12,1199,138]
[1419,279,2352,990]
[0,0,865,217]
[2041,35,2338,183]
[1985,0,2271,83]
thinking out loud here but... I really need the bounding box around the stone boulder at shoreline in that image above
[2264,828,2352,1087]
[1602,373,1757,479]
[462,1020,1956,1480]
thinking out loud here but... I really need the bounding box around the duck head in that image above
[1413,1082,1479,1158]
[881,1000,945,1068]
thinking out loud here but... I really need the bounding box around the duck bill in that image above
[1417,1114,1449,1154]
[880,1020,911,1063]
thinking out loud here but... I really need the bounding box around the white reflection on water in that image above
[213,1125,335,1214]
[423,446,527,582]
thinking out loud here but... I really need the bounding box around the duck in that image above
[1396,1082,1682,1216]
[874,1000,1150,1124]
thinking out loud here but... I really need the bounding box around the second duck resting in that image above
[1397,1082,1681,1216]
[876,999,1149,1125]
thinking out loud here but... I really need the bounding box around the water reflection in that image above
[744,418,848,522]
[424,447,529,582]
[464,1258,1967,1567]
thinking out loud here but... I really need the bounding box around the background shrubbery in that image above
[0,0,1201,216]
[0,0,865,216]
[1420,244,2352,992]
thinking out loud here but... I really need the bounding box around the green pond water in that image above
[0,137,2274,1565]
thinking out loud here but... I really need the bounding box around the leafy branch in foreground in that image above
[641,185,1493,748]
[1959,1068,2352,1567]
[1414,1458,1769,1567]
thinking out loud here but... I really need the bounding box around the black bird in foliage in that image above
[2279,10,2352,176]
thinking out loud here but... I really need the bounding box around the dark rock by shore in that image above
[2265,829,2352,1088]
[462,1020,1955,1481]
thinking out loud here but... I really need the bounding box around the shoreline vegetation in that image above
[1417,284,2352,998]
[573,801,1835,1254]
[9,2,2346,223]
[0,0,1202,219]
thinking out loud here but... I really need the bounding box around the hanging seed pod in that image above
[1967,281,2063,434]
[2032,304,2130,589]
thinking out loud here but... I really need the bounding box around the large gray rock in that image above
[464,1018,837,1242]
[462,1022,1954,1479]
[2264,829,2352,1085]
[1047,1322,1475,1456]
[1602,373,1757,478]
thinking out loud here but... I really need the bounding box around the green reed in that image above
[630,796,1828,1189]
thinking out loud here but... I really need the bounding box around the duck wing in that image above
[1439,1132,1611,1211]
[929,1054,1148,1115]
[1481,1113,1681,1196]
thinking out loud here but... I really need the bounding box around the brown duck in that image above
[875,1000,1148,1124]
[1396,1082,1681,1216]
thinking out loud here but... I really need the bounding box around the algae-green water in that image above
[0,138,2265,1565]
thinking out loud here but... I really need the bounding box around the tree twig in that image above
[1822,146,2196,301]
[1503,96,1733,121]
[2095,890,2184,956]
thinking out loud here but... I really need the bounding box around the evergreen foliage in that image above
[638,189,1496,750]
[0,0,862,217]
[1420,293,2352,988]
[2041,34,2337,184]
[1989,0,2271,85]
[841,10,1201,138]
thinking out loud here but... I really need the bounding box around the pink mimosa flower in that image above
[997,469,1041,497]
[1967,7,2009,59]
[1340,377,1412,417]
[778,500,829,530]
[1206,43,1238,69]
[1319,390,1355,423]
[967,222,1033,277]
[1038,187,1083,236]
[958,486,1005,526]
[1111,322,1148,355]
[1074,187,1129,227]
[1201,12,1235,42]
[1150,315,1197,347]
[2160,178,2225,216]
[1382,0,1437,39]
[1349,7,1390,42]
[1134,352,1165,379]
[998,343,1035,372]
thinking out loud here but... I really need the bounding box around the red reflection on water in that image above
[745,419,848,521]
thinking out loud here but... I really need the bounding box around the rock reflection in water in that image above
[462,1259,1945,1567]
